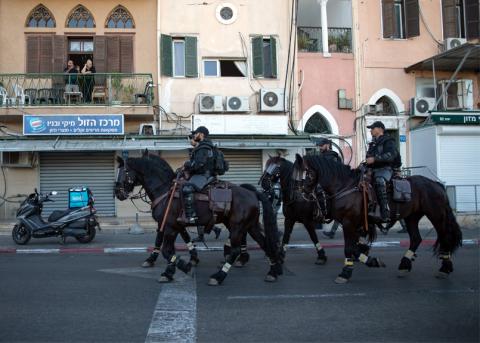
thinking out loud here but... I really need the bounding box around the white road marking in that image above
[104,247,148,253]
[228,293,367,300]
[16,248,60,254]
[145,273,197,343]
[98,267,159,280]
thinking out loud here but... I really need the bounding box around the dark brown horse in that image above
[294,154,462,284]
[114,152,282,285]
[259,156,328,265]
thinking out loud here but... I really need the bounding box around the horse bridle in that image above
[116,161,138,200]
[259,163,281,191]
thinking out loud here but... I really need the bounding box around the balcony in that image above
[298,27,352,54]
[0,73,154,107]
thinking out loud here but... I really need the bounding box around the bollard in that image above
[128,213,145,235]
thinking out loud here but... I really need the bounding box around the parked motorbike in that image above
[12,188,100,245]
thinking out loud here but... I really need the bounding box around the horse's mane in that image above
[303,155,360,184]
[128,154,175,184]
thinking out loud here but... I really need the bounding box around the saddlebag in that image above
[392,179,412,202]
[209,188,232,214]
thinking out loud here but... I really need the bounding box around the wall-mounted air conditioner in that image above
[226,96,250,112]
[362,104,384,115]
[199,95,224,113]
[409,97,435,116]
[259,88,287,112]
[443,38,467,52]
[437,79,473,110]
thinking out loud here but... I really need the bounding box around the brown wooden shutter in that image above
[119,36,133,73]
[106,36,120,72]
[465,0,480,40]
[405,0,420,38]
[93,36,106,72]
[442,0,458,39]
[382,0,395,38]
[26,36,40,73]
[53,36,66,72]
[39,36,53,73]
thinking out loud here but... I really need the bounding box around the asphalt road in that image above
[0,244,478,343]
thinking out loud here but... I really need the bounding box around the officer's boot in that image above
[180,185,198,224]
[375,179,390,223]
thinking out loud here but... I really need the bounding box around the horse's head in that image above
[259,155,283,192]
[114,156,140,200]
[293,154,317,194]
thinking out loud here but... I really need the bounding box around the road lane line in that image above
[145,273,197,343]
[16,248,60,254]
[228,293,367,300]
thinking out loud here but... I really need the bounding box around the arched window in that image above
[26,4,56,28]
[105,5,135,28]
[375,96,398,115]
[304,113,332,134]
[66,5,95,28]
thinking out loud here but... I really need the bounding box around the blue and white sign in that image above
[399,135,407,142]
[23,114,124,135]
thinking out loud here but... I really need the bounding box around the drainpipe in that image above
[156,0,162,132]
[319,0,330,57]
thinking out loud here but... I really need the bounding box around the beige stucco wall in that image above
[159,0,295,120]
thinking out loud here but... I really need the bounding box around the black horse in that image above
[295,154,462,283]
[260,156,328,265]
[114,152,282,285]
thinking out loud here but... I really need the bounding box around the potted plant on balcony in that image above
[122,84,136,104]
[111,76,123,105]
[298,33,310,52]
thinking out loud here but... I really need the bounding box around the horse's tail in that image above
[434,201,462,255]
[240,184,279,259]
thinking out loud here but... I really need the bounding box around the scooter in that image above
[12,188,100,245]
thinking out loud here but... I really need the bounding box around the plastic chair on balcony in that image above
[0,86,15,106]
[92,86,107,104]
[134,81,154,104]
[52,86,65,104]
[24,88,38,105]
[13,84,27,105]
[37,88,55,105]
[63,84,83,104]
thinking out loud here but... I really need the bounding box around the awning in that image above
[405,43,480,73]
[0,135,316,152]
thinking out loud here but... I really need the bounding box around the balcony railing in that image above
[0,73,154,107]
[297,27,352,53]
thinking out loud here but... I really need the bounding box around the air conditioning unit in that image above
[409,97,435,116]
[362,104,384,115]
[437,79,473,110]
[260,88,287,112]
[139,123,157,136]
[443,38,467,51]
[226,96,250,112]
[199,95,224,113]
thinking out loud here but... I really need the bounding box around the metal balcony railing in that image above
[297,27,352,53]
[0,73,154,107]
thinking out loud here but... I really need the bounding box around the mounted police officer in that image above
[179,126,216,224]
[366,121,402,222]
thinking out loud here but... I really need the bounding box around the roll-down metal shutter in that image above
[220,150,263,188]
[40,152,115,216]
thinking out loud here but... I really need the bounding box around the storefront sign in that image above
[431,114,480,125]
[23,114,124,135]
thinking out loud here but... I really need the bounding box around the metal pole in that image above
[432,59,437,110]
[475,185,478,213]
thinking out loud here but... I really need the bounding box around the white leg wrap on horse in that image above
[359,237,368,245]
[283,245,287,252]
[187,242,195,251]
[404,250,415,260]
[222,262,232,273]
[359,253,369,264]
[315,242,323,251]
[344,258,354,266]
[170,255,177,263]
[225,239,231,247]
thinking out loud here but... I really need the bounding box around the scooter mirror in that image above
[50,191,58,196]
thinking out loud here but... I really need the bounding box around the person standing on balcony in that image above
[81,59,96,103]
[64,60,79,92]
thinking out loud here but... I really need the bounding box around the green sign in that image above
[431,114,480,125]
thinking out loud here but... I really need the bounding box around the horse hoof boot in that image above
[158,276,173,283]
[208,278,220,286]
[435,271,450,279]
[142,260,154,268]
[264,274,277,283]
[334,276,349,284]
[397,269,410,278]
[315,257,327,265]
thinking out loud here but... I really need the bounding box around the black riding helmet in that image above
[191,126,209,137]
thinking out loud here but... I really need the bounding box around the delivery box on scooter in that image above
[69,187,94,209]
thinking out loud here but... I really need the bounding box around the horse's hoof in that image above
[158,276,172,283]
[397,269,410,278]
[435,271,450,279]
[315,257,327,265]
[208,278,220,286]
[234,260,245,268]
[334,276,349,284]
[142,261,154,268]
[190,258,199,267]
[264,274,277,283]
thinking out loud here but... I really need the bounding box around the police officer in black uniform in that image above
[366,121,402,222]
[180,126,216,224]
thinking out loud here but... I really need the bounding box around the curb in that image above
[0,239,477,255]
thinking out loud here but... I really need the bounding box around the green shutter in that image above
[161,34,173,76]
[185,36,198,78]
[252,36,264,77]
[270,36,277,78]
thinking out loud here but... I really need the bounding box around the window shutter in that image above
[465,0,480,40]
[252,36,264,77]
[39,35,53,73]
[382,0,395,38]
[405,0,420,38]
[270,36,277,78]
[52,36,66,73]
[120,36,134,73]
[442,0,458,38]
[93,36,106,73]
[184,36,198,78]
[106,36,120,72]
[161,34,173,77]
[26,36,40,73]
